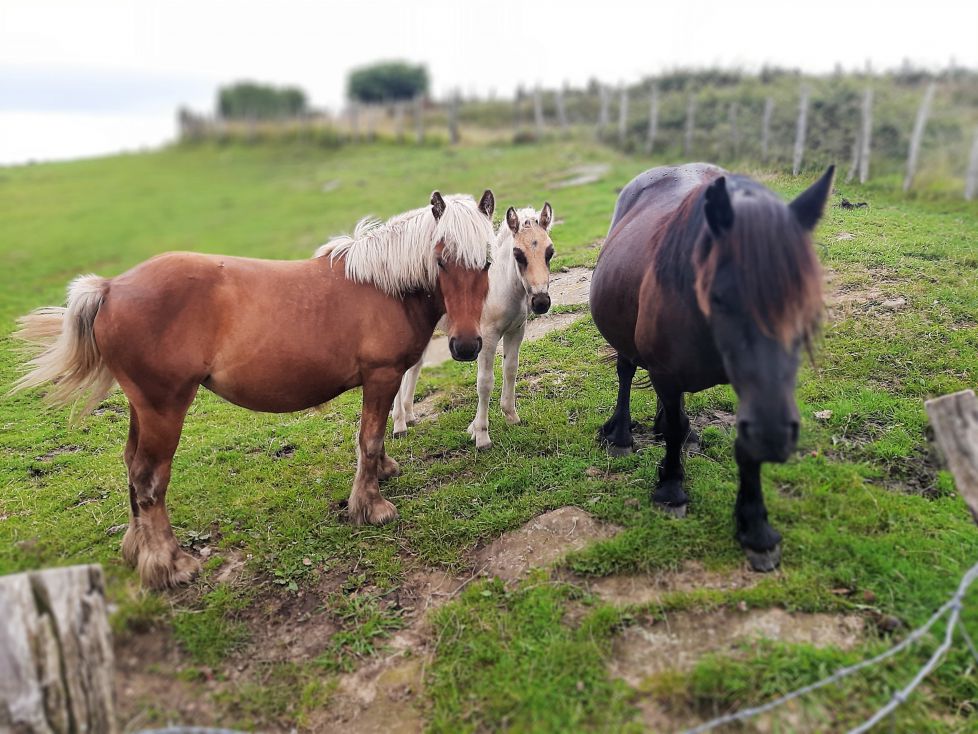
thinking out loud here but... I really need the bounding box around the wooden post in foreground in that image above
[0,565,117,733]
[926,389,978,524]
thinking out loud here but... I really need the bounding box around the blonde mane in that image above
[315,195,493,297]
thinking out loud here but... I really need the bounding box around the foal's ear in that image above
[789,165,835,231]
[539,202,553,231]
[478,189,495,218]
[506,206,520,235]
[431,191,446,221]
[704,176,734,237]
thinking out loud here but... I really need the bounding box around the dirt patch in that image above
[575,560,760,606]
[36,444,82,461]
[547,267,591,306]
[549,163,611,189]
[609,607,865,685]
[423,310,588,367]
[473,506,622,581]
[823,267,908,320]
[115,627,226,733]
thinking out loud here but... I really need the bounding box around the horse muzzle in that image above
[530,292,551,315]
[737,419,799,463]
[449,335,482,362]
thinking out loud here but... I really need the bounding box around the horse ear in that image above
[704,176,734,237]
[506,207,520,235]
[478,189,495,218]
[539,202,553,231]
[789,165,835,231]
[431,191,446,221]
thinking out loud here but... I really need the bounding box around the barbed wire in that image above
[681,559,978,734]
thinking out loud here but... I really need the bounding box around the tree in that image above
[347,61,428,103]
[217,81,308,120]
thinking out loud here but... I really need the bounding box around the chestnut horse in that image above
[590,164,833,571]
[13,191,495,588]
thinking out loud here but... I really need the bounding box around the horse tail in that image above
[11,274,115,416]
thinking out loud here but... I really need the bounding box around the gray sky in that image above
[2,0,976,164]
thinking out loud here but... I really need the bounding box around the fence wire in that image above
[682,559,978,734]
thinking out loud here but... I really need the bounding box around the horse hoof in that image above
[392,430,407,439]
[475,439,492,451]
[745,544,782,572]
[503,412,521,425]
[365,499,399,525]
[655,502,687,518]
[605,442,634,457]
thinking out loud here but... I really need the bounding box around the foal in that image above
[392,204,555,449]
[590,165,832,571]
[14,191,495,588]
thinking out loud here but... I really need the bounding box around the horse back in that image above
[591,164,724,366]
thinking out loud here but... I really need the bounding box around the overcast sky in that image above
[2,0,977,164]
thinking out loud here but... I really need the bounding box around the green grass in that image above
[1,139,977,732]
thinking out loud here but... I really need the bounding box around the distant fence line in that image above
[178,72,978,198]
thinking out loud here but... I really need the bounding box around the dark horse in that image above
[590,164,833,571]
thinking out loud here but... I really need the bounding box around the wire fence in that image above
[681,558,978,734]
[179,69,978,198]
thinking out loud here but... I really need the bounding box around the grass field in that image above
[1,139,977,732]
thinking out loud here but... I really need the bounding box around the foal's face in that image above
[436,244,490,361]
[506,203,555,315]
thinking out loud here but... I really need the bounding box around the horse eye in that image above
[513,248,528,266]
[483,260,491,271]
[437,257,446,270]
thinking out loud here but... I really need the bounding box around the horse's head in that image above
[431,190,494,361]
[694,166,833,463]
[506,203,555,314]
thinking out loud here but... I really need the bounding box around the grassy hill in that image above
[1,140,977,732]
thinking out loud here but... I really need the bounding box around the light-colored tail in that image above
[11,274,115,415]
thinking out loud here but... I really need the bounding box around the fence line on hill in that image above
[178,70,978,197]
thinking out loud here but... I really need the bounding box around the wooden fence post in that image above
[394,101,405,141]
[859,86,874,184]
[448,89,460,145]
[597,85,610,139]
[728,102,739,160]
[684,92,696,157]
[414,94,425,144]
[965,127,978,201]
[926,390,978,524]
[0,565,117,733]
[618,84,629,146]
[555,85,569,132]
[903,82,936,192]
[533,86,545,138]
[349,102,360,142]
[792,85,809,176]
[646,84,659,154]
[760,97,774,163]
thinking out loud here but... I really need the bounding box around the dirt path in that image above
[422,267,592,366]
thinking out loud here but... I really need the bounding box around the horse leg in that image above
[349,371,402,525]
[500,324,525,425]
[599,354,636,455]
[121,402,141,567]
[126,388,201,588]
[734,442,782,572]
[466,332,499,450]
[392,358,422,438]
[651,389,690,517]
[652,394,699,444]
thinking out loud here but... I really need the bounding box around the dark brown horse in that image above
[13,191,496,588]
[590,165,833,571]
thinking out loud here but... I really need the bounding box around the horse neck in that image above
[401,286,447,335]
[489,229,526,304]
